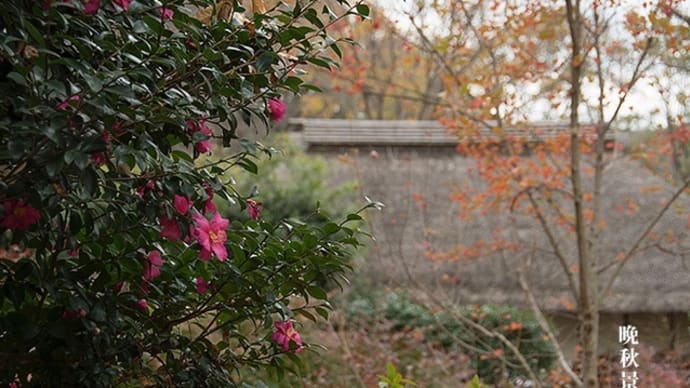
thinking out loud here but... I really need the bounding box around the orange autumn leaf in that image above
[504,321,523,331]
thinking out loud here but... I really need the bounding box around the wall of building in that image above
[550,312,690,361]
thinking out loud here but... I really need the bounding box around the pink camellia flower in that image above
[204,199,217,214]
[267,98,286,122]
[159,216,181,241]
[198,248,212,261]
[173,194,193,215]
[113,0,131,11]
[1,199,40,230]
[90,131,111,165]
[100,131,112,146]
[203,183,217,214]
[203,182,214,197]
[185,37,197,50]
[61,308,86,320]
[112,120,125,136]
[247,199,261,221]
[142,250,163,281]
[194,121,212,153]
[83,0,100,14]
[135,181,154,197]
[137,299,148,311]
[191,212,229,261]
[187,119,212,153]
[271,320,303,353]
[158,7,174,20]
[91,152,107,166]
[196,277,208,294]
[55,95,80,111]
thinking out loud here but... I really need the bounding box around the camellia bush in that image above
[0,0,371,386]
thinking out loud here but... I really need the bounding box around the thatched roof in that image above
[291,119,690,314]
[289,118,615,149]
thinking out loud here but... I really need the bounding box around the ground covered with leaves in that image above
[241,284,690,387]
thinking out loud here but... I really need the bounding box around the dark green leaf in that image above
[6,72,26,87]
[307,286,327,300]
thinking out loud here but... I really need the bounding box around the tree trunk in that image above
[668,312,690,355]
[565,1,599,386]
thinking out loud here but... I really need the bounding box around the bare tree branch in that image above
[526,191,580,302]
[518,250,583,387]
[600,176,690,297]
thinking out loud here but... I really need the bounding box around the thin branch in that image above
[518,251,583,387]
[405,13,495,129]
[527,191,580,302]
[600,176,690,298]
[601,37,654,133]
[444,304,543,388]
[672,8,690,27]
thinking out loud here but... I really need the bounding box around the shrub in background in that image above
[219,133,359,227]
[341,288,557,384]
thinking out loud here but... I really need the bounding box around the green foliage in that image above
[378,362,417,388]
[0,0,370,386]
[342,289,557,384]
[220,134,358,226]
[467,374,483,388]
[382,292,435,329]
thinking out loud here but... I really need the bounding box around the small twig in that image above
[518,250,583,387]
[600,176,690,297]
[526,191,580,302]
